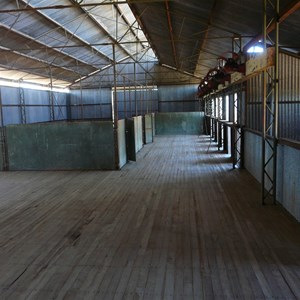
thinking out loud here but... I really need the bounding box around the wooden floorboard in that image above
[0,135,300,299]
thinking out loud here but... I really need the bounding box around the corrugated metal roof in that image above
[0,0,299,89]
[0,0,157,88]
[130,0,300,81]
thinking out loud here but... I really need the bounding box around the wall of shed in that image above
[69,88,112,120]
[6,121,115,170]
[116,89,158,119]
[155,112,204,135]
[69,87,159,120]
[244,131,300,222]
[158,85,200,112]
[247,52,300,142]
[0,86,68,125]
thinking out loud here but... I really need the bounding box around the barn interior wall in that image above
[244,130,300,222]
[5,121,116,171]
[0,86,68,126]
[69,88,112,120]
[158,84,200,113]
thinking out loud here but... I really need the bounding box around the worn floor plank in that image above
[0,135,299,300]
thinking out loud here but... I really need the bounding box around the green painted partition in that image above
[6,121,116,170]
[155,112,204,135]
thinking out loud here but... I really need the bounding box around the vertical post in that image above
[112,44,120,170]
[151,87,154,113]
[146,74,149,114]
[80,78,84,120]
[140,84,143,116]
[18,81,26,124]
[123,77,126,119]
[273,0,279,205]
[233,84,243,169]
[0,88,8,170]
[99,80,103,119]
[129,86,132,118]
[134,63,137,116]
[261,0,267,204]
[261,0,279,205]
[49,67,55,122]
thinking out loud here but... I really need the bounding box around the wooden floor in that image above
[0,135,300,300]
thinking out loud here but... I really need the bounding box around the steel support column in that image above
[261,0,279,205]
[123,77,127,119]
[233,83,243,169]
[0,88,8,170]
[18,82,26,124]
[112,44,120,170]
[49,68,55,121]
[217,96,224,151]
[204,94,213,136]
[134,63,137,116]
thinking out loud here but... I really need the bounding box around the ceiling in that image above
[129,0,300,77]
[0,0,299,89]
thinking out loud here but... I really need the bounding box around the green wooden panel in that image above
[155,112,204,135]
[125,118,136,161]
[6,121,115,170]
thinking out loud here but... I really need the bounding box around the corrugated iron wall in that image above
[158,85,200,112]
[0,86,68,126]
[279,53,300,141]
[247,52,300,141]
[247,72,263,132]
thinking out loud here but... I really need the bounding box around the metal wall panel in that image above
[277,144,300,222]
[245,130,300,222]
[70,88,112,120]
[278,52,300,141]
[117,88,158,118]
[246,52,300,141]
[25,107,50,124]
[2,107,21,125]
[1,87,20,105]
[158,85,200,113]
[0,86,68,125]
